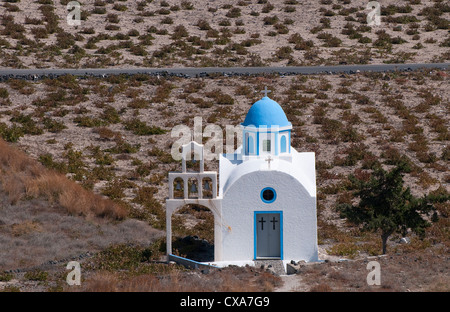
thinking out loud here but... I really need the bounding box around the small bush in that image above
[38,153,67,173]
[441,146,450,161]
[262,2,274,13]
[0,272,13,282]
[106,139,140,154]
[226,7,241,18]
[317,32,342,47]
[263,15,278,25]
[128,98,148,109]
[10,113,43,135]
[43,117,67,133]
[73,116,105,128]
[102,179,126,199]
[0,88,9,99]
[181,1,194,10]
[326,242,358,258]
[196,19,211,31]
[113,4,127,11]
[205,89,234,105]
[0,122,24,142]
[124,119,166,136]
[274,46,293,60]
[106,13,120,23]
[24,270,48,282]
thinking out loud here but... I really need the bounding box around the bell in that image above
[175,181,182,191]
[190,181,197,193]
[204,181,210,191]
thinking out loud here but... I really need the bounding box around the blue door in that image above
[254,212,282,259]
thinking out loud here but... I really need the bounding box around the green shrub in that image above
[64,148,86,175]
[133,186,158,205]
[124,119,166,135]
[274,23,289,34]
[441,146,450,161]
[148,147,176,164]
[24,270,48,281]
[384,15,419,24]
[128,98,148,109]
[226,7,241,18]
[94,244,145,271]
[73,116,105,128]
[284,6,296,12]
[321,118,343,141]
[181,1,194,10]
[92,241,170,274]
[106,139,140,154]
[274,46,293,60]
[113,3,127,11]
[151,82,175,103]
[94,153,115,166]
[317,32,342,47]
[262,2,274,13]
[205,89,234,105]
[91,7,107,14]
[196,19,211,31]
[10,113,43,135]
[38,153,68,173]
[43,117,67,133]
[106,13,120,23]
[326,242,359,258]
[102,179,125,199]
[263,15,279,25]
[100,105,121,124]
[358,36,372,44]
[289,33,314,50]
[334,144,371,166]
[0,272,13,282]
[0,88,9,99]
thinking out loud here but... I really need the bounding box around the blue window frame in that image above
[280,135,287,153]
[248,135,254,154]
[260,187,276,203]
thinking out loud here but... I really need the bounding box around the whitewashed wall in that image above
[220,160,318,262]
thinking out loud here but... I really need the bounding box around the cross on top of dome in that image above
[261,86,271,97]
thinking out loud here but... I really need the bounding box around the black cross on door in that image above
[259,217,266,231]
[270,217,278,230]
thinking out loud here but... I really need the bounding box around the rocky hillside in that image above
[0,0,448,68]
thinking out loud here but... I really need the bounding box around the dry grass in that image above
[73,265,282,292]
[0,138,127,220]
[293,248,449,292]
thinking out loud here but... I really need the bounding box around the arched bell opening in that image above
[201,177,213,198]
[173,177,184,199]
[187,177,200,199]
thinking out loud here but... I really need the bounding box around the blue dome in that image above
[242,97,291,127]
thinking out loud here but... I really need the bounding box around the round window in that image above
[261,187,276,203]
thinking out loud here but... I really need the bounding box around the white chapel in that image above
[166,91,319,267]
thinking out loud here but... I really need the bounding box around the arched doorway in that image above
[166,199,222,262]
[171,204,214,262]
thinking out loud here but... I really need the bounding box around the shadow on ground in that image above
[172,235,214,262]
